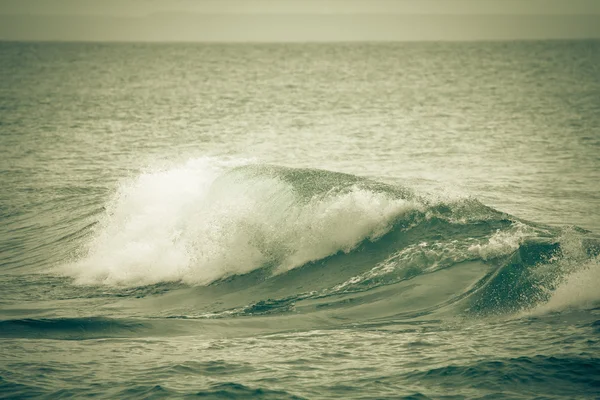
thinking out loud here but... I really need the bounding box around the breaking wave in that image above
[58,158,600,320]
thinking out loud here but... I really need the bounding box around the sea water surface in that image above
[0,41,599,399]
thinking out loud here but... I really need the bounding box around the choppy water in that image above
[1,41,599,399]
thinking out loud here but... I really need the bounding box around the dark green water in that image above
[1,41,599,399]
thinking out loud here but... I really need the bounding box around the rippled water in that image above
[1,41,599,399]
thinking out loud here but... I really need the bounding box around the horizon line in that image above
[3,12,600,17]
[2,38,599,44]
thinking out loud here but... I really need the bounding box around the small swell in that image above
[194,382,305,400]
[405,356,600,397]
[0,317,149,340]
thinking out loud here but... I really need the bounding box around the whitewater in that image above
[1,41,599,399]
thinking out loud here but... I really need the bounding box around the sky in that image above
[0,0,599,41]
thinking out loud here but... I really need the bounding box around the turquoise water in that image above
[1,41,599,399]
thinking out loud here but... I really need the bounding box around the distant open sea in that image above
[1,40,599,399]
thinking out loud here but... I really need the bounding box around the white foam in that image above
[322,222,534,295]
[530,256,600,315]
[60,157,239,285]
[522,228,600,316]
[467,221,533,261]
[61,158,420,286]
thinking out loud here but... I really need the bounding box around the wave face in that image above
[59,159,600,321]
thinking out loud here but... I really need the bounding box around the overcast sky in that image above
[0,0,599,41]
[1,0,600,16]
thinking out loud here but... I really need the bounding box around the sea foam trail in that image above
[62,158,422,286]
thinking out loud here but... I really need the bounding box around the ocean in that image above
[0,40,599,399]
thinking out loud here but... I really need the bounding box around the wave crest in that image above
[62,159,422,286]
